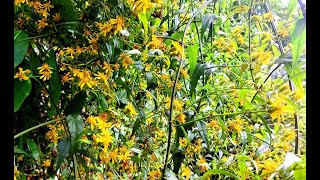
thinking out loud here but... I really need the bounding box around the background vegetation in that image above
[14,0,306,179]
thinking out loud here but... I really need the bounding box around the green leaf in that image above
[116,90,129,105]
[138,12,148,41]
[14,147,31,158]
[201,14,215,41]
[190,64,205,96]
[287,0,298,18]
[64,91,87,116]
[257,115,272,145]
[130,156,141,163]
[14,79,32,112]
[57,137,71,168]
[202,169,239,179]
[47,51,62,117]
[53,0,80,21]
[26,139,41,162]
[290,18,306,68]
[67,114,85,140]
[187,43,199,77]
[14,29,29,68]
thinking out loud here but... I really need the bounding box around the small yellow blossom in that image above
[181,164,192,180]
[37,18,48,29]
[263,11,274,22]
[42,159,51,167]
[39,71,53,81]
[14,67,30,81]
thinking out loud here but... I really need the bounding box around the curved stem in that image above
[161,1,211,178]
[14,118,64,139]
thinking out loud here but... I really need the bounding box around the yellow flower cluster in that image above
[38,63,54,82]
[213,37,237,54]
[14,67,31,81]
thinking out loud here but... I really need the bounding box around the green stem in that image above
[173,109,269,127]
[14,118,64,139]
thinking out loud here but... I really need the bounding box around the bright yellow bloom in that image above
[39,71,53,81]
[42,159,51,167]
[263,11,274,22]
[252,15,262,22]
[121,55,134,69]
[148,169,162,180]
[108,150,118,164]
[43,2,54,12]
[37,18,48,29]
[177,113,186,124]
[231,26,242,36]
[181,164,192,180]
[53,13,61,22]
[14,0,26,6]
[180,137,188,147]
[37,63,53,73]
[228,117,245,134]
[109,16,125,35]
[173,99,184,112]
[14,67,30,81]
[170,41,184,58]
[133,0,155,13]
[233,5,250,13]
[126,103,138,118]
[207,119,220,130]
[61,72,74,85]
[278,28,289,38]
[198,156,209,173]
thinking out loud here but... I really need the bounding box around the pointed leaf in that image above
[14,29,29,68]
[26,139,41,162]
[187,43,199,77]
[291,18,306,68]
[67,114,84,140]
[14,79,32,112]
[64,91,86,116]
[47,51,62,117]
[202,169,239,179]
[57,137,71,168]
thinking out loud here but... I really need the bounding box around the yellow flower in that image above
[53,13,61,22]
[148,169,162,180]
[121,55,134,69]
[14,0,26,6]
[37,63,53,73]
[133,0,155,13]
[43,2,54,12]
[126,103,138,118]
[61,72,74,85]
[42,159,51,167]
[252,15,262,22]
[14,67,30,81]
[170,41,184,58]
[233,5,250,13]
[37,18,48,29]
[109,16,125,35]
[231,26,242,36]
[173,99,184,112]
[108,150,118,164]
[180,137,188,147]
[207,119,220,130]
[94,72,109,87]
[181,164,192,180]
[198,156,209,173]
[278,28,289,38]
[263,11,274,22]
[228,117,244,134]
[39,71,53,81]
[177,113,186,124]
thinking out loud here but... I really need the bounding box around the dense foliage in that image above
[14,0,306,179]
